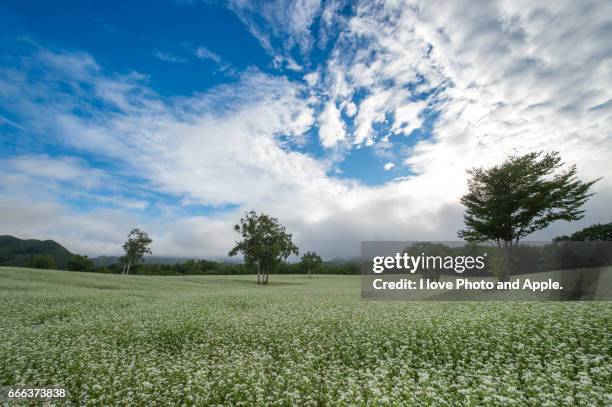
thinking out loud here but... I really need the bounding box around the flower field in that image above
[1,267,611,405]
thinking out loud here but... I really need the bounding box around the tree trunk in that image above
[125,257,133,275]
[308,268,311,279]
[263,270,269,285]
[257,262,261,285]
[502,241,512,283]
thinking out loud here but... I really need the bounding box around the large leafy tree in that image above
[300,251,322,279]
[458,151,599,281]
[121,228,153,275]
[229,211,299,285]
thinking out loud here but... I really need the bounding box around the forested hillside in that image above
[0,235,73,268]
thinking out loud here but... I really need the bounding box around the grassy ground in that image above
[1,267,611,405]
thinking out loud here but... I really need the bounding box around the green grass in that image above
[1,267,611,405]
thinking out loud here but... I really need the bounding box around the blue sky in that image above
[1,0,423,187]
[0,0,610,258]
[1,1,265,95]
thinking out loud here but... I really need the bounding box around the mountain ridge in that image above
[0,235,74,268]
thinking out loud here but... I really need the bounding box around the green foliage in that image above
[0,235,73,268]
[554,222,612,242]
[115,260,359,276]
[229,211,299,284]
[458,151,599,245]
[458,151,599,281]
[17,257,359,276]
[67,254,96,272]
[122,228,153,275]
[299,251,322,277]
[1,268,611,405]
[404,242,454,282]
[487,249,506,280]
[25,255,57,269]
[125,260,251,276]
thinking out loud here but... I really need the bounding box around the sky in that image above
[0,0,610,260]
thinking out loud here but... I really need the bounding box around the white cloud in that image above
[0,155,111,190]
[303,71,319,86]
[318,101,346,147]
[392,101,427,135]
[383,162,395,171]
[37,48,100,79]
[0,197,138,256]
[236,0,610,254]
[0,155,149,212]
[194,46,222,63]
[151,49,188,63]
[342,100,357,117]
[351,89,427,145]
[228,0,321,58]
[49,73,321,206]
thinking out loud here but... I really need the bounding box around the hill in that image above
[0,235,74,268]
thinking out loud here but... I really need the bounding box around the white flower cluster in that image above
[0,268,611,405]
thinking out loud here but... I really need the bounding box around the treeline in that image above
[23,221,612,276]
[65,256,360,276]
[403,240,611,278]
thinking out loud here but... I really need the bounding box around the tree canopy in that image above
[458,151,599,246]
[26,255,57,270]
[122,228,153,275]
[404,242,454,282]
[300,251,322,278]
[458,151,599,280]
[229,211,299,285]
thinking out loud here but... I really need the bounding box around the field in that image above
[1,267,611,405]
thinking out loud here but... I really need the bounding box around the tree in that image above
[121,228,153,275]
[300,251,322,278]
[67,254,96,272]
[229,211,299,285]
[26,255,56,270]
[554,222,612,242]
[404,242,453,283]
[458,151,599,281]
